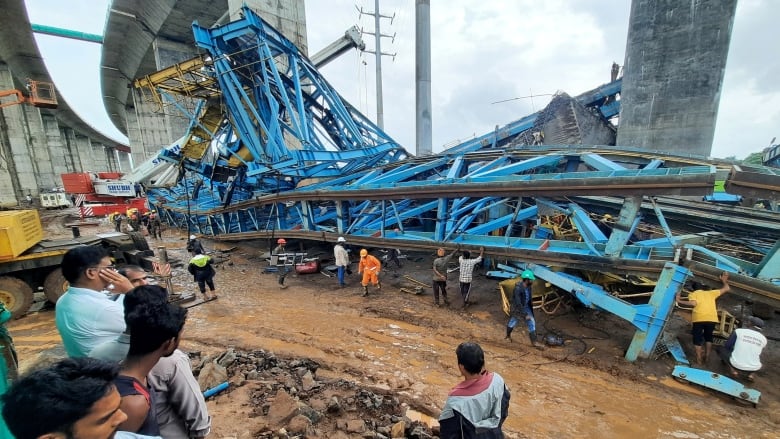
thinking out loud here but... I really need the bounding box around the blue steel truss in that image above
[141,6,780,309]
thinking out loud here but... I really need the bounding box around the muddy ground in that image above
[8,210,780,438]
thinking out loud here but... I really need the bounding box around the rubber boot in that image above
[505,326,513,341]
[376,281,382,291]
[362,285,369,297]
[530,332,545,350]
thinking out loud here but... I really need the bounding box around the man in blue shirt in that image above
[55,246,134,357]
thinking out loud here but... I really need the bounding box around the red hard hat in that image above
[277,238,287,244]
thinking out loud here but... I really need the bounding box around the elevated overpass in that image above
[0,0,128,205]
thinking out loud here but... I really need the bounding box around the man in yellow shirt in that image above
[676,272,730,365]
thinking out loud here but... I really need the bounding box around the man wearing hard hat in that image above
[358,248,381,297]
[273,238,290,289]
[186,234,205,255]
[334,237,350,288]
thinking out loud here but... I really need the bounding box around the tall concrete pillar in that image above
[59,126,79,173]
[130,90,173,166]
[415,0,432,156]
[153,38,199,145]
[0,66,46,198]
[0,62,24,205]
[42,114,72,186]
[228,0,308,54]
[617,0,737,158]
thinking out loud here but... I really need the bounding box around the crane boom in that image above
[310,26,365,68]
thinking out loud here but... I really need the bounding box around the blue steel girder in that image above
[604,196,643,256]
[567,203,608,252]
[497,262,691,362]
[191,6,407,179]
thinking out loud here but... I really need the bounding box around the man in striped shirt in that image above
[458,247,484,309]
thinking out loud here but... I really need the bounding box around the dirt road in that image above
[8,220,779,438]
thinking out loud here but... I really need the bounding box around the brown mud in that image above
[8,210,779,438]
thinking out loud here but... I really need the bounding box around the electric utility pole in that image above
[358,0,395,129]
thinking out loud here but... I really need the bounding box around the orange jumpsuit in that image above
[358,254,381,287]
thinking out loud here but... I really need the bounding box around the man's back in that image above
[439,371,509,438]
[55,286,125,357]
[730,328,768,371]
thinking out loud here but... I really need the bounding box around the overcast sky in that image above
[24,0,780,160]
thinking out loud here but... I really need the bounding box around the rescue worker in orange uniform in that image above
[358,249,381,297]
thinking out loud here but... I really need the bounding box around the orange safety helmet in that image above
[277,238,287,244]
[359,249,368,257]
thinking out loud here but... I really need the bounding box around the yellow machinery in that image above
[0,210,154,319]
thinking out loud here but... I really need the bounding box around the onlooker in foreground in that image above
[188,249,217,301]
[115,286,188,436]
[719,316,767,382]
[56,245,134,357]
[439,342,510,439]
[1,356,160,439]
[676,272,730,365]
[90,273,212,439]
[458,247,484,308]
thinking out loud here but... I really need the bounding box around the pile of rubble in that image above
[194,348,436,438]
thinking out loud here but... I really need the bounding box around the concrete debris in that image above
[193,348,435,438]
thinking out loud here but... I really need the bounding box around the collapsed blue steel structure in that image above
[139,8,779,367]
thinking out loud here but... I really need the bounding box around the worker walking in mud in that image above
[148,212,162,239]
[187,234,205,256]
[458,247,484,309]
[505,270,545,349]
[188,248,217,301]
[676,272,731,365]
[113,211,123,232]
[334,236,350,288]
[273,238,290,289]
[358,249,381,297]
[432,247,458,307]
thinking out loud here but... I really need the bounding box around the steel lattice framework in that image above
[135,7,780,310]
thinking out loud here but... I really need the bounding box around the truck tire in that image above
[129,232,151,251]
[44,268,69,304]
[0,277,34,319]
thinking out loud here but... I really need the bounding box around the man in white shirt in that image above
[55,246,134,357]
[720,316,768,382]
[334,237,350,288]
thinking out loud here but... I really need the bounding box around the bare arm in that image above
[675,291,697,307]
[118,394,150,433]
[717,272,730,296]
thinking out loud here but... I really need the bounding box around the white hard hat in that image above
[337,236,346,242]
[190,235,196,240]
